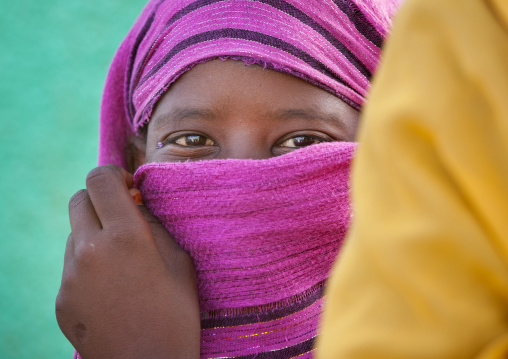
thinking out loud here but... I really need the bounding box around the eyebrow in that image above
[151,107,216,131]
[273,108,348,130]
[151,107,350,130]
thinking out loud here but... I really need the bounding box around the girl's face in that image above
[140,59,359,165]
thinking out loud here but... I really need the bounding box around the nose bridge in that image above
[221,124,272,160]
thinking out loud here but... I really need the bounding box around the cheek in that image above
[144,145,164,164]
[144,125,162,162]
[348,117,360,141]
[145,143,221,163]
[125,134,148,173]
[144,147,156,163]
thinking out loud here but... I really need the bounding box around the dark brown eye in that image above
[174,135,215,146]
[279,135,327,148]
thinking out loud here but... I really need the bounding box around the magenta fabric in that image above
[89,1,399,357]
[98,0,399,169]
[133,142,355,358]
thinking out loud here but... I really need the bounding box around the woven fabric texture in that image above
[133,142,356,358]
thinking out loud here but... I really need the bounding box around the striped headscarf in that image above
[98,0,400,168]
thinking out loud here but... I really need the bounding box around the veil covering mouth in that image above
[94,1,399,358]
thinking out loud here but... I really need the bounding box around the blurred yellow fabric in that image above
[317,0,508,357]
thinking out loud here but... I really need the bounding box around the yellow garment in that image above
[317,0,508,358]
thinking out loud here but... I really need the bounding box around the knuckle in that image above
[55,277,76,324]
[85,166,108,187]
[74,239,101,268]
[68,190,89,211]
[106,225,142,245]
[55,292,74,335]
[55,291,67,316]
[85,165,120,189]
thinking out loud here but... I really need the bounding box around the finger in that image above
[137,206,187,264]
[85,165,140,229]
[69,189,101,233]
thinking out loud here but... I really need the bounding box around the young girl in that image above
[56,1,399,358]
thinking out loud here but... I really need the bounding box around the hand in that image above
[56,165,200,359]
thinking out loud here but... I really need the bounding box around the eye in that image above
[154,132,219,162]
[173,134,216,147]
[272,132,334,157]
[278,135,330,148]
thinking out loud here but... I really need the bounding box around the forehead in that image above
[150,59,354,126]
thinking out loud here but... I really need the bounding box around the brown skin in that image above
[137,59,359,166]
[56,60,359,358]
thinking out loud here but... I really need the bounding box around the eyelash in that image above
[277,134,331,148]
[156,132,333,150]
[157,133,217,149]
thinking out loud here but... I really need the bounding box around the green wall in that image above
[0,1,146,357]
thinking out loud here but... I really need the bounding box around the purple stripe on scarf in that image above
[201,282,324,328]
[233,338,315,359]
[333,0,384,47]
[125,0,166,120]
[253,0,372,78]
[137,53,361,127]
[129,0,228,101]
[130,0,373,91]
[201,299,322,357]
[133,0,372,93]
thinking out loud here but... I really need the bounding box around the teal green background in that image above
[0,1,146,357]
